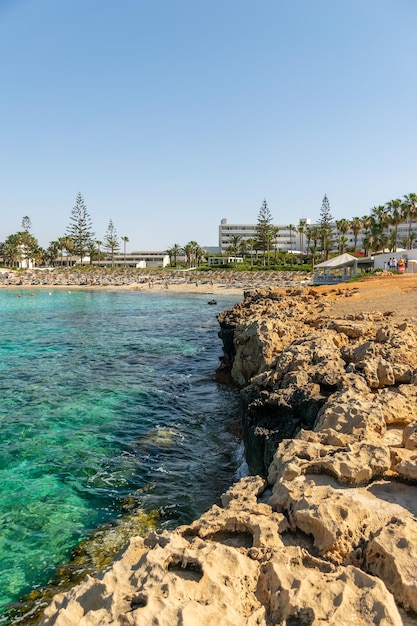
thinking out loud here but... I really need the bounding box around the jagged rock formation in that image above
[41,286,417,625]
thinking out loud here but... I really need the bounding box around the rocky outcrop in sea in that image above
[40,286,417,625]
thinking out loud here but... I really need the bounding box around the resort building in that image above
[97,251,170,268]
[219,218,417,255]
[218,218,310,253]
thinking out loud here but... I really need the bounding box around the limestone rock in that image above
[314,388,386,440]
[365,517,417,613]
[377,388,417,425]
[328,319,373,338]
[231,318,290,386]
[257,547,402,626]
[391,448,417,480]
[41,287,417,625]
[267,436,390,487]
[403,421,417,450]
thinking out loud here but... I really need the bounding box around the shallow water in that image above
[0,289,242,623]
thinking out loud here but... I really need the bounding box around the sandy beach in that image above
[2,269,417,318]
[0,268,310,298]
[316,272,417,322]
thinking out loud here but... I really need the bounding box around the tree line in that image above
[165,242,205,268]
[2,192,417,269]
[225,193,417,267]
[0,193,131,268]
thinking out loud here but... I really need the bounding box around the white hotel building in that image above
[218,218,417,255]
[218,218,311,254]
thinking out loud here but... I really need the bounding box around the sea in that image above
[0,288,244,625]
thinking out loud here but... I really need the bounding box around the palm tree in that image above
[245,237,257,267]
[87,240,97,265]
[309,244,317,268]
[166,246,174,267]
[305,227,312,254]
[183,242,195,268]
[36,247,48,267]
[379,232,389,253]
[388,230,398,252]
[363,222,385,256]
[349,217,362,255]
[271,226,279,263]
[297,222,306,254]
[239,238,247,260]
[338,235,349,254]
[288,224,295,264]
[96,240,103,266]
[320,226,332,261]
[194,245,204,267]
[59,236,74,267]
[47,240,60,267]
[336,219,350,255]
[171,243,181,267]
[121,236,129,266]
[386,199,402,252]
[228,235,241,267]
[371,205,390,232]
[403,193,417,249]
[57,237,66,266]
[1,236,19,267]
[187,241,197,268]
[360,215,373,256]
[398,236,408,250]
[306,226,320,263]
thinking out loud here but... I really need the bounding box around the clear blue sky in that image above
[1,0,416,250]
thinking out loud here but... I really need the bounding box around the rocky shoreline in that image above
[39,283,417,625]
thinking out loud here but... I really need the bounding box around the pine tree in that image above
[318,194,334,260]
[256,199,274,266]
[103,219,120,267]
[319,195,333,227]
[21,215,32,233]
[67,193,95,263]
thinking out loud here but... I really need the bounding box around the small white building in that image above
[99,251,170,268]
[207,256,244,266]
[16,245,33,269]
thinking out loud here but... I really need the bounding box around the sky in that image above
[0,0,416,251]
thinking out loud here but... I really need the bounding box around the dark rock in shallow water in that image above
[240,383,328,475]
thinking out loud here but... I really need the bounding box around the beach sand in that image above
[3,270,417,320]
[317,273,417,322]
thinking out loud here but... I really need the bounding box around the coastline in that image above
[38,275,417,625]
[2,268,417,310]
[0,268,311,299]
[0,281,245,297]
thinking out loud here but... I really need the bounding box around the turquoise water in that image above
[0,289,242,623]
